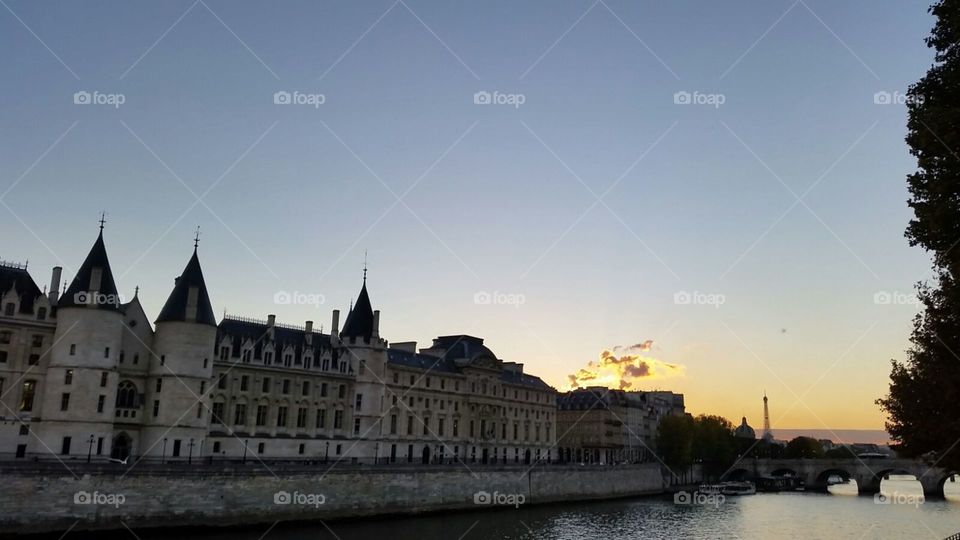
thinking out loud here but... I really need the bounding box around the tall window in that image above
[276,406,288,427]
[297,407,307,428]
[116,381,138,409]
[60,393,70,411]
[64,370,73,385]
[234,404,247,425]
[211,402,225,424]
[256,405,268,426]
[18,380,36,412]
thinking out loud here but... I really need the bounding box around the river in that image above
[128,479,960,540]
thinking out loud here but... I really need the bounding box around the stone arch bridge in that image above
[722,458,955,495]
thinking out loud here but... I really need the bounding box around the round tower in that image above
[140,242,217,462]
[36,225,124,460]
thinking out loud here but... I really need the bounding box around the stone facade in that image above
[556,387,685,464]
[0,229,557,465]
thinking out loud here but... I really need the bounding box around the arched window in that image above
[115,381,138,409]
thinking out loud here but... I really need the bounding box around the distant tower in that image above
[762,392,773,441]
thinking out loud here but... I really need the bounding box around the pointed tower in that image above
[37,224,125,459]
[140,239,217,461]
[339,263,386,462]
[762,392,773,441]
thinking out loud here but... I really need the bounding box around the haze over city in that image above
[0,0,934,434]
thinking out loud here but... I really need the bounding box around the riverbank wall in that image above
[0,463,665,535]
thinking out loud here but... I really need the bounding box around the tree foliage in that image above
[783,436,824,459]
[878,0,960,470]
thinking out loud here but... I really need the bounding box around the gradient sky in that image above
[0,0,937,431]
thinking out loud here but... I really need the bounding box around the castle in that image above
[0,226,558,465]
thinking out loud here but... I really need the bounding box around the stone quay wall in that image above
[0,463,665,535]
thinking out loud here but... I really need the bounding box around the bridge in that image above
[721,458,956,496]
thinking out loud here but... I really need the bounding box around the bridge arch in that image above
[864,467,916,493]
[815,468,853,490]
[938,472,960,498]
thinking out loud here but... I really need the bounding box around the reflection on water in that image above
[944,474,960,502]
[126,491,960,540]
[827,480,859,495]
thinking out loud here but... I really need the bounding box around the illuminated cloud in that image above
[568,341,685,390]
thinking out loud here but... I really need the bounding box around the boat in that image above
[720,481,757,496]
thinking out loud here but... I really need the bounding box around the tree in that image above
[783,437,824,459]
[878,0,960,470]
[691,415,737,478]
[657,414,694,470]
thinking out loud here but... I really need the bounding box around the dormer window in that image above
[4,303,14,316]
[36,308,46,320]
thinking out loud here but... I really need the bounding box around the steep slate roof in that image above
[59,231,121,311]
[340,279,374,339]
[216,318,337,365]
[387,336,554,390]
[0,264,44,315]
[156,248,216,326]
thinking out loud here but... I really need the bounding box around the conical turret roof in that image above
[59,231,121,310]
[340,278,374,339]
[156,248,216,326]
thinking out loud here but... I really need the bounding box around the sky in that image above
[0,0,938,432]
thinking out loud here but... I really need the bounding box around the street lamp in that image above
[187,438,195,464]
[162,437,168,464]
[86,434,95,463]
[242,439,248,464]
[324,442,329,463]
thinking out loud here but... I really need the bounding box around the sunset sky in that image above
[0,0,936,431]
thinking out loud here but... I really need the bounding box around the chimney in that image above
[267,314,276,327]
[331,310,340,335]
[372,310,380,337]
[49,266,62,304]
[305,320,313,334]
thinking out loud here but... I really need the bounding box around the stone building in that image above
[556,387,684,465]
[0,226,557,464]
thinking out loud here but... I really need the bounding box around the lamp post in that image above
[86,434,95,463]
[242,439,248,464]
[187,438,195,464]
[162,437,168,464]
[324,442,329,464]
